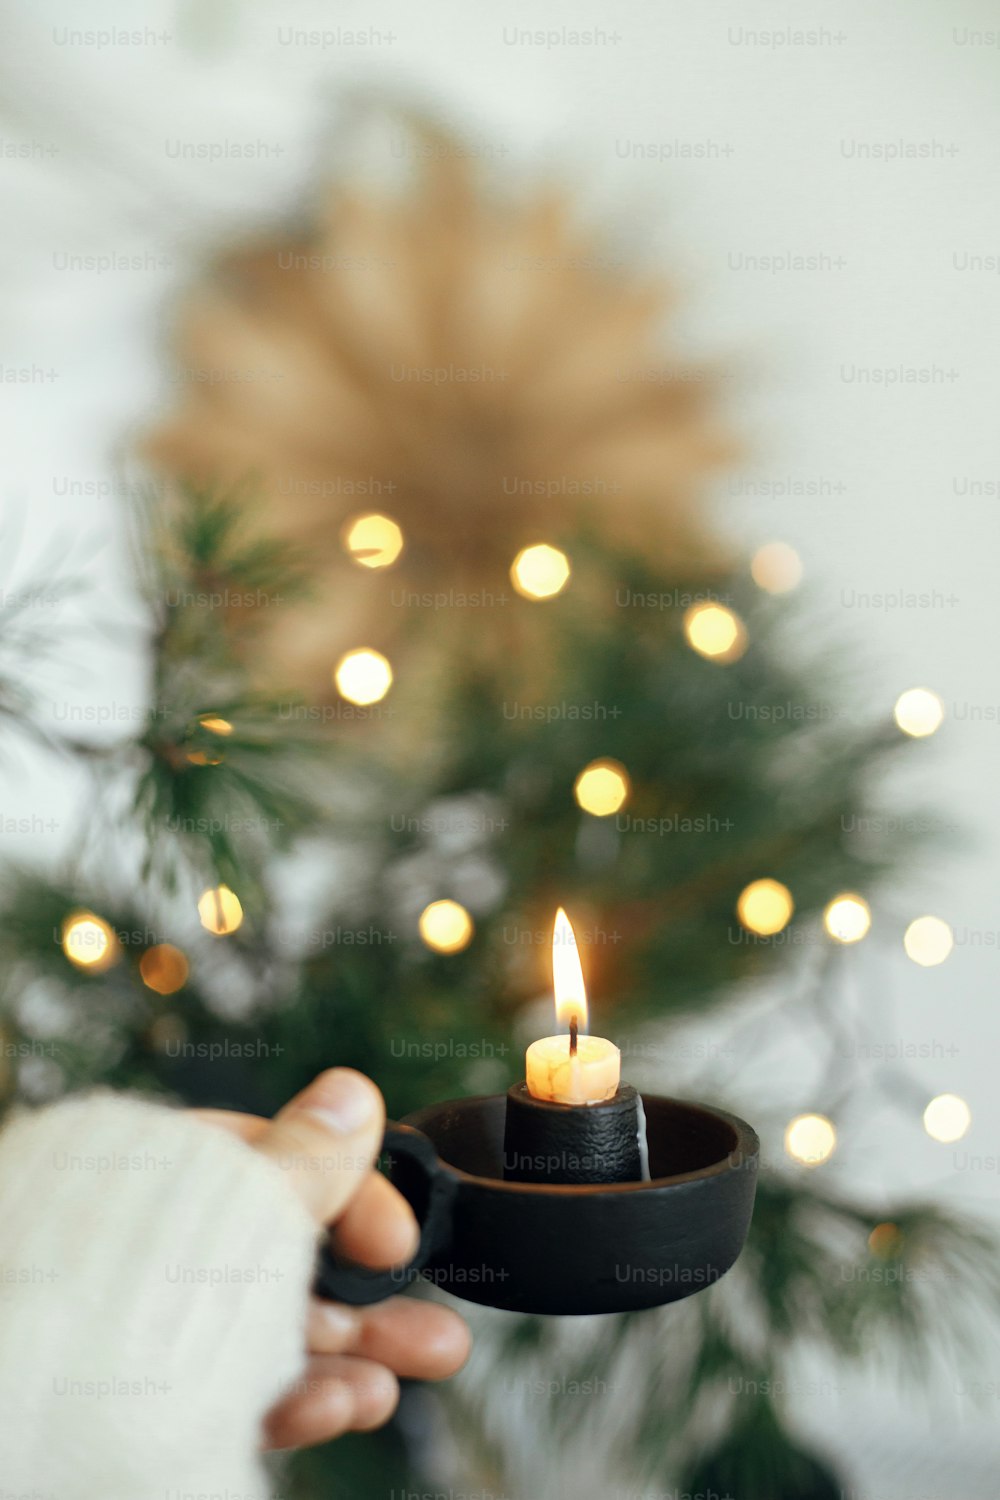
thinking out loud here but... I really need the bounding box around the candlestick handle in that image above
[314,1121,454,1307]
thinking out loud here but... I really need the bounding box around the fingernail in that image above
[298,1069,379,1134]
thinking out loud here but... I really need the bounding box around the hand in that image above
[196,1068,471,1449]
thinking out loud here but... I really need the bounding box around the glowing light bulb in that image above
[923,1093,970,1143]
[61,912,119,973]
[419,899,474,954]
[784,1113,837,1166]
[823,893,871,944]
[868,1222,903,1258]
[893,688,944,739]
[573,759,630,816]
[736,878,794,936]
[903,915,953,967]
[510,544,571,600]
[683,602,747,663]
[139,944,190,996]
[342,513,404,570]
[334,648,393,705]
[198,885,243,936]
[751,541,803,594]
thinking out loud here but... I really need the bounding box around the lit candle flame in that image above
[552,907,587,1033]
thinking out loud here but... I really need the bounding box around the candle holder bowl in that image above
[317,1092,759,1316]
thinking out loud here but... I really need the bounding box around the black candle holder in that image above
[317,1091,759,1316]
[502,1082,643,1184]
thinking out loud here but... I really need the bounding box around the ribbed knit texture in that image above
[0,1093,319,1498]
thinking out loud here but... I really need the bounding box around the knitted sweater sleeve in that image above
[0,1092,319,1499]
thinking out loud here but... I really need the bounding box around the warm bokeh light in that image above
[552,906,587,1032]
[903,915,954,967]
[197,885,244,936]
[510,544,571,600]
[61,911,119,973]
[334,648,393,705]
[784,1113,837,1166]
[751,541,803,594]
[186,748,223,766]
[342,513,404,570]
[893,688,944,739]
[736,878,794,936]
[683,602,747,662]
[823,893,871,944]
[923,1093,971,1143]
[197,715,233,736]
[573,759,631,816]
[139,943,190,996]
[868,1222,903,1258]
[418,899,474,954]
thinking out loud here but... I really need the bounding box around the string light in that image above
[683,602,747,663]
[868,1222,903,1258]
[419,899,474,954]
[784,1113,837,1166]
[893,688,944,739]
[573,759,630,816]
[823,893,871,944]
[334,648,393,706]
[197,715,233,736]
[751,542,803,594]
[510,544,571,600]
[342,513,404,570]
[188,712,234,759]
[139,944,190,996]
[736,878,794,936]
[197,886,243,936]
[61,912,119,973]
[923,1093,970,1143]
[903,915,953,967]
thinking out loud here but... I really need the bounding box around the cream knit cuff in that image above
[0,1092,319,1499]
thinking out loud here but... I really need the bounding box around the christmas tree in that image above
[1,116,993,1500]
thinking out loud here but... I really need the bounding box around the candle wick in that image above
[569,1016,578,1056]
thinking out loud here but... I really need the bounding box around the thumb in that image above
[254,1068,386,1226]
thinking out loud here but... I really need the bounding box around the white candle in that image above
[525,1032,621,1105]
[524,907,621,1105]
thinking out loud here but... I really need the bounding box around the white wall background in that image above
[1,0,998,1492]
